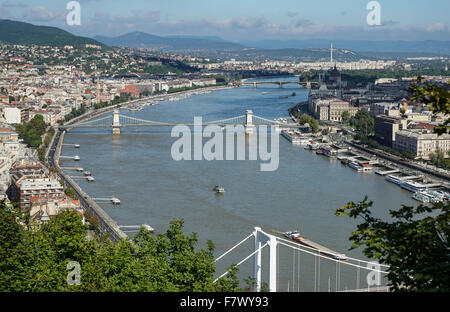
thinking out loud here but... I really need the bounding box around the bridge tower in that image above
[253,227,278,292]
[112,109,121,134]
[253,82,257,88]
[245,110,254,134]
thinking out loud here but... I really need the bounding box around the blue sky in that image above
[1,0,449,41]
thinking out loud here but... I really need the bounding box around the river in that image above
[61,76,417,291]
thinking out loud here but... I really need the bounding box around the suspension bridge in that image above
[214,227,390,292]
[233,80,320,89]
[59,109,302,134]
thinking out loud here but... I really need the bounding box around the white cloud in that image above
[426,23,446,32]
[22,6,64,22]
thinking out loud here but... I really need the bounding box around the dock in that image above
[62,167,84,172]
[280,130,311,145]
[375,169,400,176]
[400,175,421,181]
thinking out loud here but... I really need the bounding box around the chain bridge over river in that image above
[60,109,302,134]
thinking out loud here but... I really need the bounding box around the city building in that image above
[16,178,64,212]
[4,106,23,124]
[374,115,408,147]
[118,85,140,98]
[393,130,450,159]
[29,194,82,223]
[370,102,401,117]
[310,97,358,122]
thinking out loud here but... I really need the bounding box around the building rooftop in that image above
[396,129,450,140]
[20,179,63,190]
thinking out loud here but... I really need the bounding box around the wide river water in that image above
[62,77,417,291]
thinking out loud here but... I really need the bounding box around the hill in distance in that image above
[94,31,245,51]
[242,39,450,56]
[0,19,105,48]
[94,31,369,61]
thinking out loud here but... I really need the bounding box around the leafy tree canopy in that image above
[409,77,449,135]
[336,197,449,292]
[0,201,241,292]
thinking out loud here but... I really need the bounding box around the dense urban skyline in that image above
[0,0,449,41]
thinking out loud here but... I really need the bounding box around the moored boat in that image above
[349,161,363,172]
[412,192,430,203]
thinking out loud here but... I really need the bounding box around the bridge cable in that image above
[276,241,388,273]
[215,233,253,262]
[297,249,300,292]
[214,242,269,283]
[277,241,279,292]
[275,236,389,268]
[292,249,295,292]
[357,260,360,290]
[317,251,320,292]
[314,255,317,292]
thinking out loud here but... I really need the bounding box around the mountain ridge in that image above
[94,31,245,51]
[0,19,105,48]
[241,39,450,55]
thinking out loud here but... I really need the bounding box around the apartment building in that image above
[17,178,64,212]
[374,115,408,147]
[393,130,450,159]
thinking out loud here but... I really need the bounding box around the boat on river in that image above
[213,185,225,193]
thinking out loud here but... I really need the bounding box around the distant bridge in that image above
[60,109,302,134]
[234,80,319,89]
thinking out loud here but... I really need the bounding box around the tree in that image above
[298,114,320,133]
[341,111,351,124]
[14,115,47,148]
[336,197,449,291]
[64,188,77,200]
[402,150,416,160]
[429,149,450,169]
[350,110,374,137]
[0,201,242,292]
[409,77,449,135]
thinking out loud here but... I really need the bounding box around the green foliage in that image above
[409,77,450,135]
[429,149,450,169]
[84,210,100,231]
[15,115,47,148]
[341,111,351,124]
[0,19,105,48]
[65,107,86,122]
[64,188,77,200]
[294,113,319,133]
[94,94,130,110]
[141,64,184,75]
[336,197,450,292]
[243,277,269,292]
[37,147,46,162]
[0,201,241,292]
[350,110,374,137]
[357,134,416,159]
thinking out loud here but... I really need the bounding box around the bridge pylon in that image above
[112,109,121,134]
[245,110,254,134]
[253,227,277,292]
